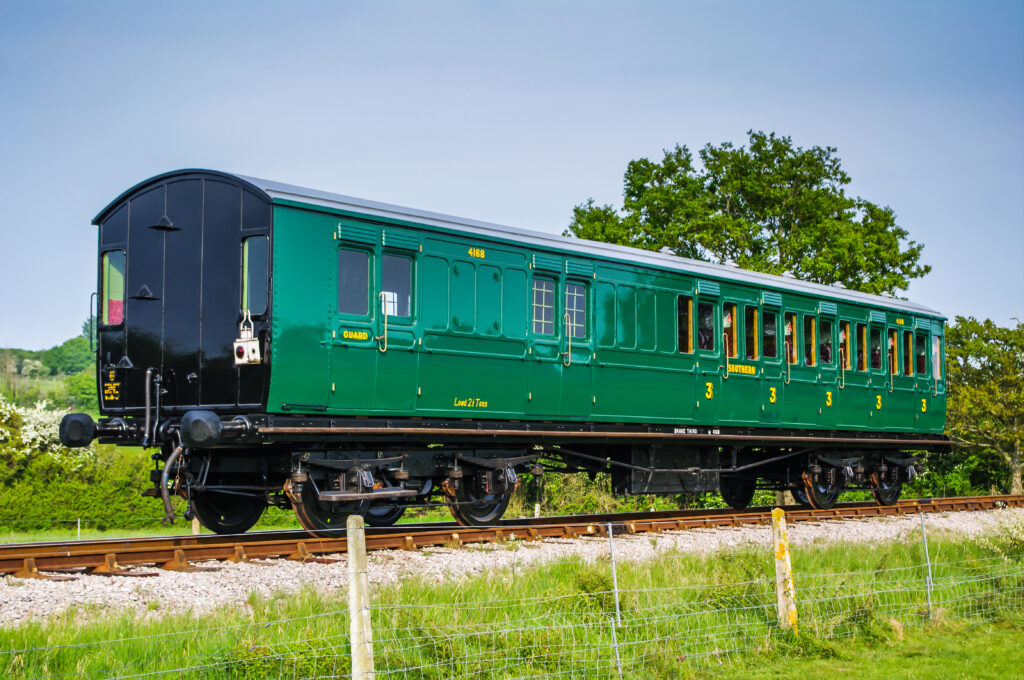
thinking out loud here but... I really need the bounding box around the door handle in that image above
[562,313,572,366]
[375,291,388,353]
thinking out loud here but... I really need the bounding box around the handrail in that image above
[375,292,388,353]
[89,292,97,351]
[562,313,572,366]
[783,341,792,385]
[720,332,730,379]
[838,348,846,389]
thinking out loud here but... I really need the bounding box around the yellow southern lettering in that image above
[727,364,756,375]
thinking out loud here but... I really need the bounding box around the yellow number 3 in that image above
[825,391,833,407]
[876,395,883,410]
[921,399,927,413]
[769,387,777,404]
[705,382,714,400]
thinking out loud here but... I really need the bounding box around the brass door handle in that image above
[375,291,388,353]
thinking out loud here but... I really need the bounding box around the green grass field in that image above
[2,515,1023,679]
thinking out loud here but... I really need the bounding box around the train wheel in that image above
[719,475,756,510]
[364,504,406,527]
[190,493,266,535]
[447,477,511,526]
[792,488,812,507]
[870,473,903,506]
[291,482,367,537]
[801,472,840,510]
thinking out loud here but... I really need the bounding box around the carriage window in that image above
[870,328,882,370]
[677,295,693,353]
[903,331,914,376]
[784,313,797,364]
[763,312,778,358]
[820,320,833,365]
[916,333,928,375]
[241,237,268,315]
[840,321,851,369]
[804,316,816,366]
[888,329,899,375]
[532,278,555,335]
[744,306,758,360]
[101,250,125,325]
[723,303,738,358]
[382,254,412,318]
[697,302,715,351]
[857,323,868,371]
[338,248,369,315]
[932,335,942,379]
[565,282,586,338]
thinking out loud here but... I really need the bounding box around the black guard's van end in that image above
[60,413,96,447]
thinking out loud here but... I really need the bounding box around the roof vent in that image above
[834,282,847,289]
[724,259,738,267]
[782,270,796,279]
[658,246,674,255]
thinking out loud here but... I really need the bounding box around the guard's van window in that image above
[697,302,715,351]
[532,278,555,335]
[241,237,268,315]
[565,282,586,338]
[382,255,412,318]
[857,323,868,371]
[338,249,369,315]
[762,312,778,358]
[101,251,125,325]
[677,295,693,353]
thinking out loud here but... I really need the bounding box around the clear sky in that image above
[1,1,1021,349]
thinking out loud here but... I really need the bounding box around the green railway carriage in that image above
[60,170,950,534]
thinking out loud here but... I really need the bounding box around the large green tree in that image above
[944,317,1024,494]
[566,131,930,295]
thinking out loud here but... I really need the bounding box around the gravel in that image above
[2,507,1022,628]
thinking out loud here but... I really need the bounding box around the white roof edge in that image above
[239,174,944,320]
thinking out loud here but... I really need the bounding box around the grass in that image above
[2,515,1023,679]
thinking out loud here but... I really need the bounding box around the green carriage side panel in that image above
[264,195,947,435]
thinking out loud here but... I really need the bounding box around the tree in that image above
[944,317,1024,494]
[40,336,92,376]
[565,131,930,296]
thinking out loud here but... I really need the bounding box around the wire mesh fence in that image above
[2,511,1024,679]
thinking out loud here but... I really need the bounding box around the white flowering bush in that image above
[0,394,95,481]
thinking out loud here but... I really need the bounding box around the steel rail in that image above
[2,494,1021,578]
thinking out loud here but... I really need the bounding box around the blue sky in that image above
[1,0,1021,349]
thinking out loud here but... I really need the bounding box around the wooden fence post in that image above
[771,508,798,632]
[348,514,375,679]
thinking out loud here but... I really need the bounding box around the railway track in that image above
[3,494,1022,579]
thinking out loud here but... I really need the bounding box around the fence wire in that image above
[3,528,1024,679]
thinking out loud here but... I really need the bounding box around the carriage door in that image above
[329,224,379,412]
[119,186,167,411]
[372,230,419,411]
[694,282,721,425]
[559,267,594,418]
[890,323,917,431]
[816,310,838,429]
[759,296,784,426]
